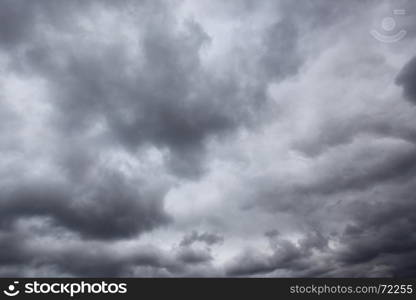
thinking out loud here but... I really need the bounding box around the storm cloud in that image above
[1,0,416,277]
[397,56,416,104]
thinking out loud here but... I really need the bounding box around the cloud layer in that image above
[1,0,416,277]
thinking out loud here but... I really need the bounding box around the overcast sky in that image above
[1,0,416,277]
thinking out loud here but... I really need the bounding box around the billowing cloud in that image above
[1,0,416,277]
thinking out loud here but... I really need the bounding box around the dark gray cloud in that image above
[41,244,179,277]
[0,172,170,240]
[4,0,281,179]
[0,231,31,267]
[335,181,416,277]
[0,0,37,48]
[0,226,221,277]
[222,45,416,276]
[180,231,224,247]
[261,19,302,80]
[279,0,366,28]
[396,56,416,104]
[176,247,213,265]
[1,0,416,278]
[226,230,328,276]
[227,181,416,278]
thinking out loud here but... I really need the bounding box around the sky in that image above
[0,0,416,277]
